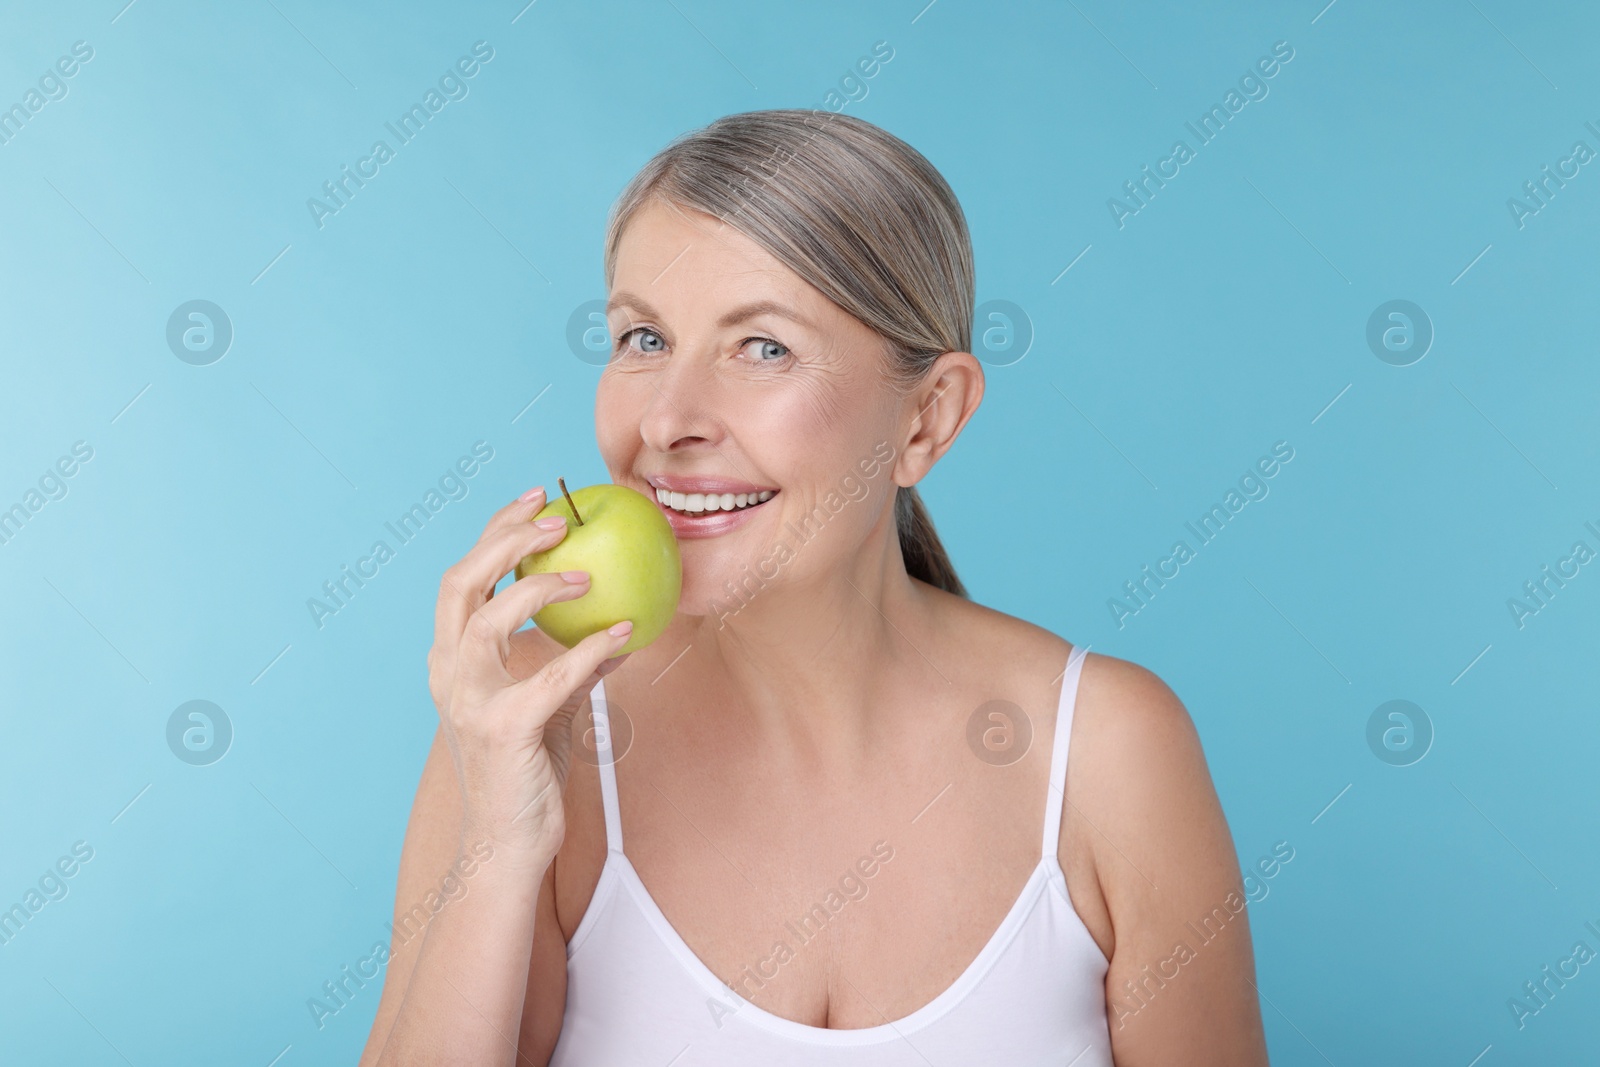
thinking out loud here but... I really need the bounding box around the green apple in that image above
[514,482,681,656]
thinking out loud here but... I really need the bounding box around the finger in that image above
[435,490,549,650]
[433,512,571,658]
[453,571,593,692]
[518,621,635,714]
[477,486,550,544]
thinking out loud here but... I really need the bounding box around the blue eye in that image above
[747,338,789,361]
[618,328,665,354]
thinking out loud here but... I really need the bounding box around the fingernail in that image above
[560,570,589,584]
[607,620,634,638]
[535,516,566,530]
[519,486,545,502]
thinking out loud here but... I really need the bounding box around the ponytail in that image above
[895,486,966,597]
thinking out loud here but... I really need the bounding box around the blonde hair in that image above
[603,109,972,597]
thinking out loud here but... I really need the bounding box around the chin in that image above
[675,550,761,620]
[678,556,745,614]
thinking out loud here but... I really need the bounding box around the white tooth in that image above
[758,490,772,502]
[670,492,686,509]
[656,488,668,504]
[720,493,735,510]
[735,493,748,507]
[704,494,721,511]
[685,493,705,512]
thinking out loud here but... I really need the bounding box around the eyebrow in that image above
[608,291,814,332]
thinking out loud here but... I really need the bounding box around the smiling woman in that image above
[597,110,977,603]
[361,110,1270,1067]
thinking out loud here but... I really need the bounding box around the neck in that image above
[663,514,939,764]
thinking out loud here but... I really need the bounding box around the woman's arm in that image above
[1074,655,1272,1065]
[357,725,462,1066]
[359,485,633,1066]
[357,723,568,1067]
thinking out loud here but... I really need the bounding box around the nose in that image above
[636,346,727,456]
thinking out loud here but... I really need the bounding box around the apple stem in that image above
[558,477,584,526]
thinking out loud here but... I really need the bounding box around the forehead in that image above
[610,198,817,314]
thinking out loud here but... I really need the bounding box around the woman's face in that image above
[596,197,907,619]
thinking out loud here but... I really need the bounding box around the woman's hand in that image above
[427,486,633,872]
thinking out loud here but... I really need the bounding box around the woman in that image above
[361,110,1270,1065]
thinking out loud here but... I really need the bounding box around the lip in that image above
[643,473,780,541]
[646,474,779,495]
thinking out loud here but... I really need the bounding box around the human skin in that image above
[360,198,1271,1066]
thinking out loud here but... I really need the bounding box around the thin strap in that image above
[590,677,624,854]
[1041,646,1089,859]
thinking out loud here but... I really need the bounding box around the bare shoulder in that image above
[1065,650,1269,1059]
[921,582,1198,746]
[1066,649,1224,878]
[919,583,1077,700]
[1064,671,1266,1054]
[927,584,1232,912]
[1074,652,1203,760]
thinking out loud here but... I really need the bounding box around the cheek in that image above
[594,373,641,460]
[752,395,825,459]
[737,391,876,507]
[761,362,886,464]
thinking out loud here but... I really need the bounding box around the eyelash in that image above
[614,327,791,364]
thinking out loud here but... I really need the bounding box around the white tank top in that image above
[550,646,1114,1065]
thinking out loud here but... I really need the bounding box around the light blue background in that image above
[2,1,1597,1063]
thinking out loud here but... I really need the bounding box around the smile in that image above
[654,488,774,516]
[644,475,779,540]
